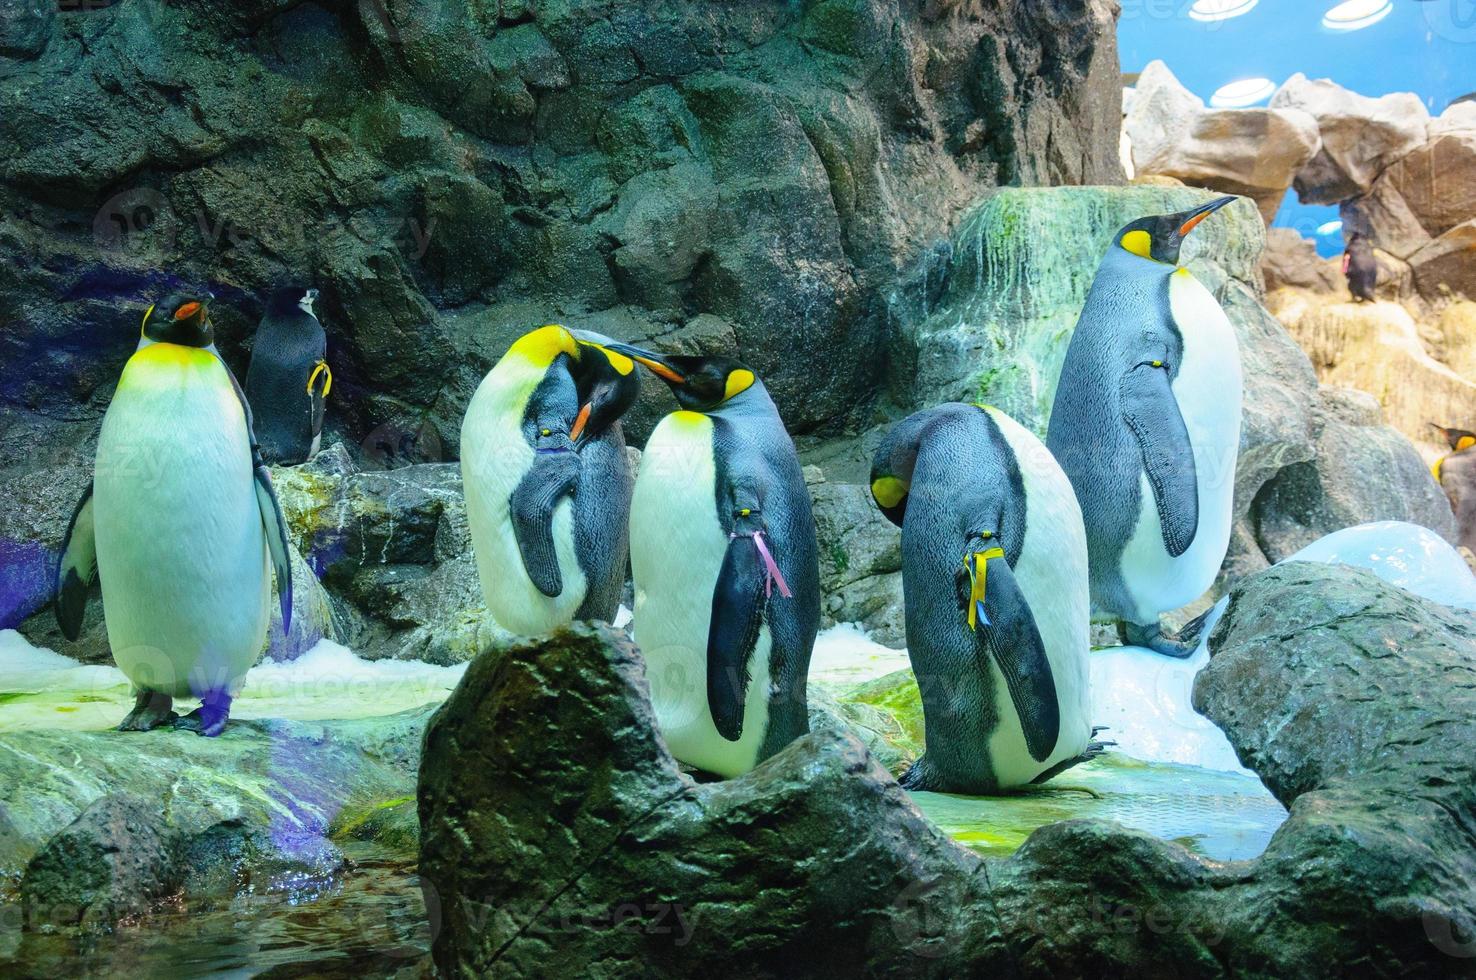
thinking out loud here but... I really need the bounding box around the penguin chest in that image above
[1121,270,1244,619]
[630,412,773,777]
[93,346,269,697]
[461,361,587,635]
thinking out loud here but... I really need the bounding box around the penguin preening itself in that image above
[1432,424,1476,555]
[1045,195,1244,658]
[461,325,639,636]
[55,292,293,735]
[608,343,820,778]
[244,286,330,465]
[1344,231,1378,303]
[871,404,1096,793]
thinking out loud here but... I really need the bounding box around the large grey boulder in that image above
[419,571,1476,976]
[1125,61,1320,222]
[1271,73,1429,205]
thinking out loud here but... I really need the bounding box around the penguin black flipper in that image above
[254,464,294,634]
[509,449,580,598]
[55,482,97,641]
[226,356,293,632]
[1120,362,1199,557]
[707,532,767,742]
[973,555,1060,763]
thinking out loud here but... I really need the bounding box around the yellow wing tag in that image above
[965,546,1006,631]
[307,360,333,398]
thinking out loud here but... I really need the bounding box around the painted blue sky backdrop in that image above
[1118,0,1474,254]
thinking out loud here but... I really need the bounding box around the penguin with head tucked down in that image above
[460,325,639,636]
[1432,424,1476,554]
[244,286,330,465]
[1045,195,1244,658]
[55,291,293,735]
[871,403,1097,793]
[606,343,819,778]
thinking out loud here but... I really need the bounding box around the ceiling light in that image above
[1189,0,1260,22]
[1317,220,1344,235]
[1210,78,1277,108]
[1322,0,1394,32]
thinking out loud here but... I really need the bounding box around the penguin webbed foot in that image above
[175,692,232,737]
[898,756,944,792]
[117,692,177,732]
[1030,736,1113,786]
[1118,620,1199,659]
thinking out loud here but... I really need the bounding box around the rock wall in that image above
[0,0,1122,474]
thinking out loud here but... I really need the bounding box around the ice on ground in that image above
[0,630,466,733]
[809,623,910,687]
[1089,599,1244,773]
[1287,520,1476,610]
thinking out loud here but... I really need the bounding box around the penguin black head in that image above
[266,285,320,321]
[1114,195,1238,266]
[567,332,641,446]
[143,291,215,347]
[1431,423,1476,453]
[603,344,757,412]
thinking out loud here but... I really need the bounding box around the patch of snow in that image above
[808,623,910,687]
[1286,521,1476,610]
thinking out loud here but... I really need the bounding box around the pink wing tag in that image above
[733,530,794,599]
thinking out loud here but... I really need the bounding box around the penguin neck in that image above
[1104,246,1176,280]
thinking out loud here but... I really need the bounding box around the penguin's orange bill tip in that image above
[1178,211,1211,237]
[635,356,685,383]
[173,301,201,320]
[569,403,593,442]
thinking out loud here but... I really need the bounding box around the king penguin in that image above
[871,403,1096,793]
[1432,424,1476,554]
[1344,231,1378,304]
[1045,195,1244,658]
[55,291,293,735]
[607,343,819,778]
[460,325,639,635]
[244,285,331,465]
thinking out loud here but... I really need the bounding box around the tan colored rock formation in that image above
[1271,73,1428,204]
[1268,290,1476,454]
[1125,61,1319,223]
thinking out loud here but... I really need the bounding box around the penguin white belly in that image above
[1120,269,1243,622]
[982,409,1092,787]
[631,411,772,778]
[93,347,269,698]
[462,362,586,635]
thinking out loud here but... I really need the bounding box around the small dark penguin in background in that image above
[1344,231,1378,303]
[245,286,330,465]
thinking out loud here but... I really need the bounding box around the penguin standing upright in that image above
[609,344,819,778]
[871,404,1096,793]
[55,292,293,735]
[1344,231,1378,303]
[1045,195,1244,658]
[244,286,330,465]
[1432,424,1476,554]
[461,325,639,636]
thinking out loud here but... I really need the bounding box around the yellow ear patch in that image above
[509,325,578,366]
[593,343,634,375]
[724,369,755,401]
[1121,229,1153,259]
[1458,436,1476,452]
[871,476,909,509]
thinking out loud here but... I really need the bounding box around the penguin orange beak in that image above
[1176,195,1238,238]
[569,402,592,442]
[602,342,686,383]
